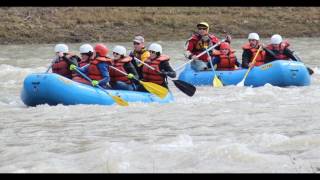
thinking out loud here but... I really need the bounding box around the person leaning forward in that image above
[136,43,176,91]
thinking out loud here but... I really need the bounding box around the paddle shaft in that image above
[73,67,108,92]
[134,57,175,80]
[134,57,196,96]
[243,46,263,80]
[175,39,226,71]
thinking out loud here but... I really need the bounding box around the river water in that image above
[1,38,320,173]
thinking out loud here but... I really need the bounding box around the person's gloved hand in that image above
[69,64,77,71]
[127,73,135,79]
[91,80,99,87]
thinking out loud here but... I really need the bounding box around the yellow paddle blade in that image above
[139,80,169,99]
[213,75,223,88]
[110,95,129,106]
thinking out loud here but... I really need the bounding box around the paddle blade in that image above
[213,75,223,88]
[307,67,314,75]
[236,78,245,87]
[173,80,196,97]
[110,95,129,106]
[139,81,169,99]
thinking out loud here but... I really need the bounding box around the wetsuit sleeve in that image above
[284,48,298,61]
[263,47,277,63]
[160,60,176,78]
[97,62,110,85]
[124,62,139,79]
[235,57,241,67]
[241,49,251,68]
[64,56,78,66]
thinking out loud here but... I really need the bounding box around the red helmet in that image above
[94,43,108,57]
[220,42,230,50]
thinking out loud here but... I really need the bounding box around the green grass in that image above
[0,7,319,44]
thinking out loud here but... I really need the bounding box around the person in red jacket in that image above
[72,44,94,81]
[184,22,231,71]
[78,44,93,67]
[70,43,111,88]
[109,45,139,91]
[51,43,79,79]
[137,43,176,91]
[209,42,240,71]
[264,34,298,63]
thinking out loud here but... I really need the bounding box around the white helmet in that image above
[248,32,260,41]
[112,45,126,56]
[79,44,93,54]
[148,43,162,54]
[54,44,69,53]
[271,34,282,45]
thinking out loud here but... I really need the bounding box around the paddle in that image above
[237,45,263,87]
[108,65,169,99]
[133,57,196,97]
[73,67,129,106]
[206,49,223,88]
[175,39,226,72]
[45,58,57,73]
[263,47,314,75]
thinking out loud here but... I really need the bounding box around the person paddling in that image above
[241,33,266,68]
[51,43,79,79]
[184,22,231,71]
[109,45,139,91]
[72,44,94,81]
[70,43,111,89]
[137,43,176,91]
[264,34,298,62]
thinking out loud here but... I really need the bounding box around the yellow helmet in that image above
[197,22,209,31]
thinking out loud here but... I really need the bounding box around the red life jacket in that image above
[142,55,170,85]
[215,50,237,71]
[266,41,290,60]
[109,56,132,84]
[79,59,90,67]
[52,57,73,79]
[187,33,220,62]
[88,57,112,80]
[242,43,266,66]
[72,58,91,79]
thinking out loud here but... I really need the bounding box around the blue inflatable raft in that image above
[178,60,311,87]
[21,73,174,106]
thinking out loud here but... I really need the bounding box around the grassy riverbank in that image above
[0,7,319,44]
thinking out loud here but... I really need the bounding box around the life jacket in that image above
[87,56,112,80]
[214,50,238,70]
[79,59,90,67]
[142,55,170,85]
[266,41,290,60]
[242,43,266,66]
[72,58,91,78]
[52,53,77,79]
[109,56,132,84]
[186,33,220,62]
